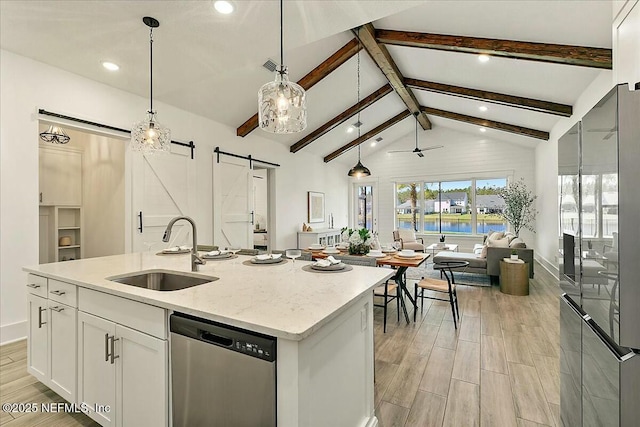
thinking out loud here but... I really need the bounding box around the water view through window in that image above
[396,178,507,234]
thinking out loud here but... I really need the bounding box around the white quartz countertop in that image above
[23,252,394,341]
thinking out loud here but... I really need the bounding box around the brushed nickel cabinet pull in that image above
[50,290,66,296]
[50,306,64,312]
[105,333,110,362]
[38,307,46,328]
[26,283,41,289]
[109,336,120,364]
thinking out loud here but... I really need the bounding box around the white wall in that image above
[352,126,536,252]
[0,50,349,343]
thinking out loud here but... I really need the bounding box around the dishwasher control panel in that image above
[170,312,276,363]
[235,340,273,361]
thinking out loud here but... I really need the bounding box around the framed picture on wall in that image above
[307,191,325,223]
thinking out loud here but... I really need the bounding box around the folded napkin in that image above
[255,253,283,261]
[207,250,220,256]
[326,256,341,264]
[165,246,187,252]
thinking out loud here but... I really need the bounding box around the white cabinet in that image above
[39,147,82,206]
[27,293,48,382]
[614,0,640,88]
[77,289,168,427]
[48,300,77,402]
[27,274,78,403]
[116,325,167,427]
[297,228,342,249]
[78,312,116,427]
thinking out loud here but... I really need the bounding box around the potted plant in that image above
[346,228,372,255]
[497,178,538,237]
[511,249,519,260]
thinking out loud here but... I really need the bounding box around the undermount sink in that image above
[107,269,218,291]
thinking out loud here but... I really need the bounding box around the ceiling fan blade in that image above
[387,149,414,154]
[417,145,444,152]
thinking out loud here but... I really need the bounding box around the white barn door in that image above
[213,155,253,249]
[132,145,196,252]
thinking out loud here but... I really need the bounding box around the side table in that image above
[499,259,529,295]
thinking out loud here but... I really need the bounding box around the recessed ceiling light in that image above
[479,127,487,132]
[370,142,376,147]
[478,54,490,63]
[214,1,234,14]
[102,61,119,71]
[346,126,355,133]
[479,106,488,112]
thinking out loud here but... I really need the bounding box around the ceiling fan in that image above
[387,112,443,157]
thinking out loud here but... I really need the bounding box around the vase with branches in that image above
[497,178,538,237]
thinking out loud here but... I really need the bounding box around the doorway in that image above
[38,122,127,262]
[354,183,377,232]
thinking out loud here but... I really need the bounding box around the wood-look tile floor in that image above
[0,261,561,426]
[373,261,562,427]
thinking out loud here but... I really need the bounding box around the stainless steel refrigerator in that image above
[558,83,640,427]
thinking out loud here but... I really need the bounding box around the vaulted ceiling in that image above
[0,1,613,165]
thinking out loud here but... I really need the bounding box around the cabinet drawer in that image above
[48,279,77,307]
[26,274,48,298]
[78,288,167,339]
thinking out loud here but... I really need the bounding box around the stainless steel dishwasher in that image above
[170,313,276,427]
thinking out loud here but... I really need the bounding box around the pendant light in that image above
[40,125,70,144]
[131,16,171,154]
[258,0,307,133]
[348,41,371,178]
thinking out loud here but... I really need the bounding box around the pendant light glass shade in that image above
[131,17,171,154]
[258,0,307,133]
[40,125,70,144]
[258,66,307,133]
[131,111,170,153]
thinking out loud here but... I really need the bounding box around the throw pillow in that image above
[487,231,505,242]
[509,237,527,248]
[488,237,510,248]
[504,233,516,243]
[479,244,488,258]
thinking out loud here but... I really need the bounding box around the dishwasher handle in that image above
[200,330,233,347]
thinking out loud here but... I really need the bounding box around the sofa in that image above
[433,231,534,282]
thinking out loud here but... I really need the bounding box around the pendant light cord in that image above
[149,27,154,113]
[357,38,361,161]
[280,0,284,72]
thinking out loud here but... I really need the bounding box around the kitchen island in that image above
[23,251,394,427]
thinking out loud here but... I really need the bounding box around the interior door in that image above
[132,146,196,252]
[354,183,377,233]
[213,155,253,249]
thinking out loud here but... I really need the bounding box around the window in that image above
[395,178,507,235]
[356,185,373,230]
[475,178,507,234]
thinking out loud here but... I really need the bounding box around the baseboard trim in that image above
[0,321,27,345]
[535,254,559,278]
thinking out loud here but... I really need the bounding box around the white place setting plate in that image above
[308,245,325,251]
[322,248,340,254]
[366,252,386,258]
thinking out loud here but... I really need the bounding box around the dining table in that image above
[306,248,430,323]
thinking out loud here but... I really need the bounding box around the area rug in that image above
[404,263,491,287]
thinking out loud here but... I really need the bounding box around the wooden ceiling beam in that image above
[376,29,612,69]
[236,38,362,137]
[420,106,549,140]
[405,78,573,117]
[353,24,432,130]
[324,110,411,163]
[290,84,393,153]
